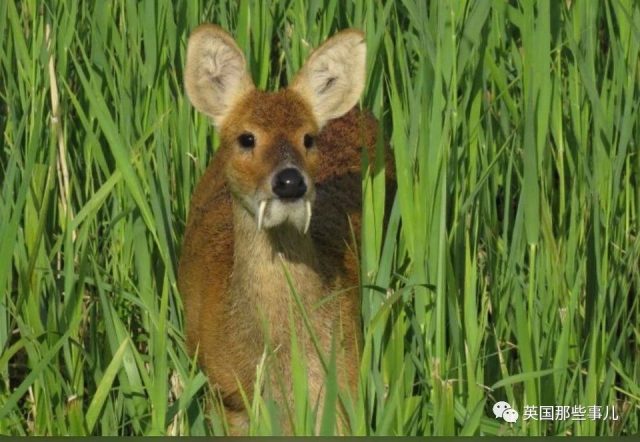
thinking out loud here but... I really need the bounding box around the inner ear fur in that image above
[184,24,254,127]
[290,29,366,128]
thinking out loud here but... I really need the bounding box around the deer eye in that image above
[238,132,255,149]
[303,134,315,149]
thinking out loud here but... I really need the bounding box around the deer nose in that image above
[272,168,307,199]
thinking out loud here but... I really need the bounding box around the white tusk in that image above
[303,200,312,234]
[257,200,267,231]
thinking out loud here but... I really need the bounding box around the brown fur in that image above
[178,25,386,434]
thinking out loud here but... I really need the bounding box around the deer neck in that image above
[230,200,324,309]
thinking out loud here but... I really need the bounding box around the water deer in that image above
[178,24,382,433]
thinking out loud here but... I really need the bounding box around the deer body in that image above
[178,25,378,432]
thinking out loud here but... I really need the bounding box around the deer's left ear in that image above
[289,29,366,128]
[184,24,255,127]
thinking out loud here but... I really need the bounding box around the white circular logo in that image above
[492,401,519,423]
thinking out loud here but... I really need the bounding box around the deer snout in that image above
[272,168,307,199]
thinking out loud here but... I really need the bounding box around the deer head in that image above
[184,25,366,233]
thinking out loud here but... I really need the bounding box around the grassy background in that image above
[1,0,639,436]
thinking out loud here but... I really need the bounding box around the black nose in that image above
[272,168,307,199]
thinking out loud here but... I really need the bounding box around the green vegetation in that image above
[1,0,639,435]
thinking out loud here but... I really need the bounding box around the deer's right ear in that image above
[184,25,254,127]
[290,29,366,128]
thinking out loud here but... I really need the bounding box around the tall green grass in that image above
[1,0,639,435]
